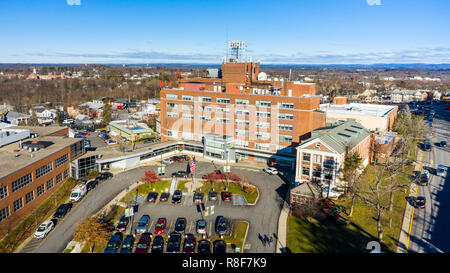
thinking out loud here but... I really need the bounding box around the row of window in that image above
[302,153,336,165]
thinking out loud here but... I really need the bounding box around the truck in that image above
[69,185,87,202]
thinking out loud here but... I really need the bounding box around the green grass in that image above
[198,181,259,204]
[177,180,190,192]
[206,221,249,252]
[121,180,171,203]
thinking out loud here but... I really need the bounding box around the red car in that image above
[116,216,129,232]
[182,234,197,253]
[154,218,167,235]
[221,192,232,201]
[134,232,152,253]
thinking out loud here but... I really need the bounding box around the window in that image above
[199,97,212,103]
[302,167,310,176]
[166,112,178,118]
[235,99,250,105]
[25,191,34,204]
[278,124,293,131]
[315,143,321,149]
[216,118,229,124]
[0,186,7,200]
[63,168,70,179]
[199,106,212,112]
[182,95,194,101]
[256,100,272,107]
[46,178,54,190]
[278,102,294,109]
[36,163,53,179]
[216,98,230,104]
[166,102,177,108]
[235,119,249,126]
[182,104,194,111]
[256,132,270,140]
[278,113,294,120]
[217,107,230,113]
[256,111,271,118]
[182,113,194,120]
[200,116,211,121]
[13,198,23,212]
[235,109,250,116]
[235,140,249,147]
[313,154,322,164]
[182,132,194,140]
[166,94,178,100]
[256,121,270,128]
[12,173,33,192]
[167,130,177,137]
[255,143,270,151]
[56,173,63,183]
[70,140,84,159]
[37,184,45,196]
[55,154,69,168]
[235,129,249,137]
[278,134,293,143]
[303,153,311,162]
[0,207,9,222]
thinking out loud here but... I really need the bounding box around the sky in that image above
[0,0,449,64]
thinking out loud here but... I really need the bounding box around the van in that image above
[69,185,87,202]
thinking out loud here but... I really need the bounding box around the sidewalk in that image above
[396,149,423,253]
[276,191,290,253]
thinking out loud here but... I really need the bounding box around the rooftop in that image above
[320,103,397,118]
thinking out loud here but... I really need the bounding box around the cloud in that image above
[366,0,381,6]
[66,0,81,6]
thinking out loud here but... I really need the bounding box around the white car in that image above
[162,158,174,165]
[263,167,278,175]
[34,220,54,239]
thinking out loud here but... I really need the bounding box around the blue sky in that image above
[0,0,449,64]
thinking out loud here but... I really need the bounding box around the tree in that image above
[341,152,363,216]
[101,98,112,126]
[73,216,112,253]
[140,170,160,190]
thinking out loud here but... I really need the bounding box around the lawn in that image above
[198,181,259,204]
[121,180,171,203]
[208,221,249,252]
[177,180,190,192]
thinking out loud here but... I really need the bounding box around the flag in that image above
[190,156,196,173]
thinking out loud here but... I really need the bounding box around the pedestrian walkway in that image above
[169,177,177,195]
[276,191,290,253]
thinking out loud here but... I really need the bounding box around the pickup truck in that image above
[69,185,87,202]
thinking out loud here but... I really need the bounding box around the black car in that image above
[160,192,170,202]
[151,235,164,253]
[215,216,228,237]
[174,217,186,234]
[197,240,211,253]
[86,180,98,191]
[53,203,73,219]
[147,192,159,202]
[420,173,429,186]
[98,172,113,181]
[167,232,182,253]
[213,240,226,253]
[104,232,123,253]
[208,191,218,201]
[119,235,135,253]
[172,190,183,204]
[413,196,426,209]
[440,140,447,147]
[172,171,188,178]
[193,192,204,203]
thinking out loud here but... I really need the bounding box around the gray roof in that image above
[291,182,322,198]
[299,120,372,154]
[5,111,30,119]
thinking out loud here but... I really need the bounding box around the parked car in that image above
[424,140,431,151]
[413,196,426,209]
[104,232,123,253]
[420,171,429,186]
[134,232,152,253]
[174,217,187,234]
[193,192,204,204]
[221,191,232,202]
[167,190,182,204]
[440,140,447,147]
[136,215,150,233]
[116,216,129,232]
[159,192,170,202]
[437,164,446,177]
[171,156,184,162]
[162,158,174,165]
[215,216,228,237]
[172,171,188,178]
[86,180,98,191]
[119,235,135,253]
[196,220,207,235]
[167,232,182,253]
[147,192,159,202]
[208,191,218,201]
[263,167,278,175]
[154,218,167,235]
[151,235,164,253]
[179,155,191,161]
[183,234,197,253]
[97,172,113,181]
[197,240,211,253]
[34,220,54,239]
[53,203,73,219]
[213,240,227,253]
[69,184,87,202]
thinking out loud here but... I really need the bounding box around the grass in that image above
[205,221,249,253]
[177,180,190,192]
[120,180,171,203]
[198,181,259,204]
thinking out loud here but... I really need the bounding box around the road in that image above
[407,103,450,253]
[29,159,289,253]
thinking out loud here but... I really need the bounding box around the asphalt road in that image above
[31,159,289,253]
[407,103,450,253]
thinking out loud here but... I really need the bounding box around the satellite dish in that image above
[257,72,268,81]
